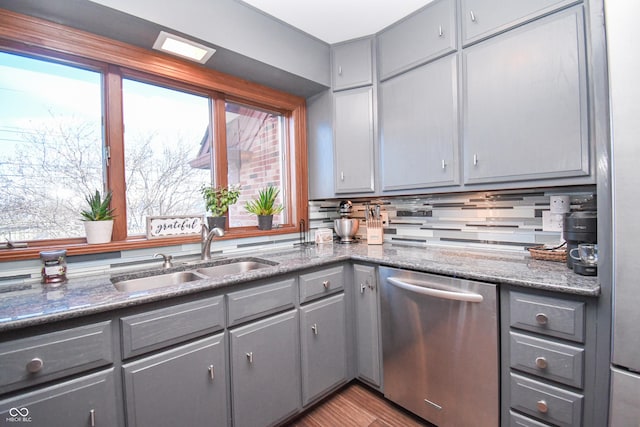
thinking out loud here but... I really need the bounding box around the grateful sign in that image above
[146,215,203,239]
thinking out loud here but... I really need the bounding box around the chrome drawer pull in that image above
[208,365,215,380]
[322,280,330,289]
[89,409,96,427]
[246,352,253,364]
[311,323,318,335]
[360,283,366,293]
[470,10,477,22]
[535,313,549,325]
[438,25,443,37]
[26,357,44,373]
[535,356,548,369]
[536,399,549,414]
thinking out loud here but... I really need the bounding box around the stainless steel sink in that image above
[112,271,207,292]
[111,258,277,292]
[195,260,275,277]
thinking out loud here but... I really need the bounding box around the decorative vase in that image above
[257,215,273,230]
[84,220,114,244]
[207,216,227,230]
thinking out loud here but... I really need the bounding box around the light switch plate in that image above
[380,212,389,227]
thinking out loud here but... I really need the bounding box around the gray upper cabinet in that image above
[122,334,228,427]
[353,264,381,388]
[300,294,347,406]
[334,86,375,193]
[230,310,300,427]
[377,0,457,81]
[460,0,582,46]
[380,54,459,191]
[462,6,588,185]
[331,38,373,91]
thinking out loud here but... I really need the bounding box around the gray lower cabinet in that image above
[379,53,458,191]
[122,334,228,427]
[501,287,604,427]
[230,310,301,427]
[300,293,348,406]
[462,6,589,185]
[353,264,381,388]
[460,0,581,46]
[0,369,118,427]
[377,0,457,81]
[334,86,375,194]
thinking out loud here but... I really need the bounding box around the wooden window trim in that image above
[0,9,308,261]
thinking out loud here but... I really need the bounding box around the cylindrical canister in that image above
[40,250,68,285]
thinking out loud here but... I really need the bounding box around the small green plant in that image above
[80,190,115,221]
[200,185,241,217]
[244,185,284,216]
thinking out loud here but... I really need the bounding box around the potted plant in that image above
[244,185,284,230]
[81,189,116,244]
[200,185,241,230]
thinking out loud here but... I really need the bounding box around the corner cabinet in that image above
[462,6,589,185]
[334,87,375,194]
[353,264,381,388]
[379,54,459,191]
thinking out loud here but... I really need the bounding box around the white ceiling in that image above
[240,0,435,44]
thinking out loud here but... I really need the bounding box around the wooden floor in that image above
[286,382,432,427]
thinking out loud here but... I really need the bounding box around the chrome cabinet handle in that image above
[338,65,343,76]
[470,10,477,22]
[360,283,366,293]
[535,313,549,325]
[536,400,548,414]
[442,159,447,169]
[473,154,478,166]
[340,171,345,181]
[26,357,43,373]
[438,25,443,37]
[89,409,96,427]
[311,324,318,335]
[246,352,253,364]
[535,356,548,369]
[208,365,215,380]
[322,280,330,289]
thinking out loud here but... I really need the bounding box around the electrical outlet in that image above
[542,211,563,232]
[380,212,389,227]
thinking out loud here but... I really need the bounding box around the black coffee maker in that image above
[563,211,597,275]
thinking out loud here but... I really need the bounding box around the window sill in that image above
[0,225,298,262]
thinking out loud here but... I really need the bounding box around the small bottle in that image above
[40,250,68,285]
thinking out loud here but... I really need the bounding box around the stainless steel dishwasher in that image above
[380,266,499,427]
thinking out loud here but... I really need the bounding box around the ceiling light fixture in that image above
[153,31,216,64]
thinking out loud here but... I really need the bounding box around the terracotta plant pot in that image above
[84,220,114,244]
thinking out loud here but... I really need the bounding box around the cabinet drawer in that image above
[121,296,224,359]
[510,373,583,427]
[227,278,296,327]
[509,291,585,343]
[0,321,113,394]
[378,0,457,80]
[299,265,345,303]
[510,331,584,388]
[509,410,553,426]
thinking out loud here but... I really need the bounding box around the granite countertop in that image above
[0,243,599,332]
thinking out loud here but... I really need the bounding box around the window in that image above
[0,51,104,241]
[0,12,307,259]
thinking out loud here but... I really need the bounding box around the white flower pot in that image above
[84,220,114,244]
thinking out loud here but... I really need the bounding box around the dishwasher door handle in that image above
[387,277,484,303]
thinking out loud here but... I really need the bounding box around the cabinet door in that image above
[378,0,457,80]
[122,334,228,427]
[0,369,118,427]
[380,54,458,191]
[353,264,381,387]
[332,38,373,91]
[462,6,588,184]
[461,0,581,45]
[334,87,375,194]
[230,310,300,427]
[300,294,347,406]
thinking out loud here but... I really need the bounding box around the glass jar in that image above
[40,250,68,285]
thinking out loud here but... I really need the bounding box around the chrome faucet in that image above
[201,224,225,260]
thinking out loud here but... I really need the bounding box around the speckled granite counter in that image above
[0,243,599,332]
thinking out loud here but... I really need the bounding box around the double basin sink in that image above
[111,258,277,292]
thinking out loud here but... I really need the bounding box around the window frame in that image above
[0,9,308,261]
